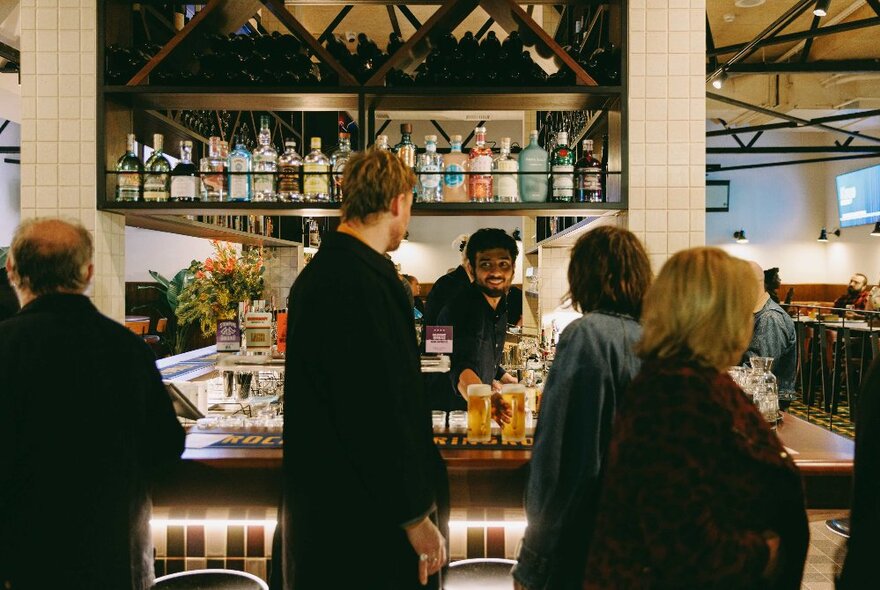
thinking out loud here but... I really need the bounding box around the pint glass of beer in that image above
[467,384,493,443]
[501,384,526,442]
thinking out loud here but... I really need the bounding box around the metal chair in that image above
[444,558,516,590]
[151,569,268,590]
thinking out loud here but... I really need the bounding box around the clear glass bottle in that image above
[277,139,303,202]
[200,136,226,202]
[468,126,493,202]
[375,134,390,150]
[169,140,199,202]
[115,133,143,202]
[394,123,417,169]
[303,137,331,202]
[749,357,780,426]
[330,132,352,202]
[417,134,443,203]
[143,133,170,202]
[518,130,549,203]
[551,131,574,202]
[227,135,252,202]
[443,134,468,203]
[252,116,277,202]
[575,138,603,203]
[493,137,519,203]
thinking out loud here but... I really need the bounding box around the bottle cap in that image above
[557,131,568,143]
[339,132,350,139]
[529,130,538,139]
[401,123,412,133]
[311,137,321,149]
[475,126,487,134]
[425,135,437,143]
[450,134,463,143]
[377,134,388,145]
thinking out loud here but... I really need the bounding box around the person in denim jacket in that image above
[512,226,651,590]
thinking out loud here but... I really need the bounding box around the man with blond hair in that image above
[0,218,184,590]
[282,148,447,589]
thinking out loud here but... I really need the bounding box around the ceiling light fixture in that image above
[733,229,749,244]
[814,0,830,17]
[817,227,840,242]
[711,70,729,90]
[871,222,880,236]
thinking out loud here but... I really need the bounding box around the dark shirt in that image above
[438,282,507,411]
[282,232,445,589]
[0,272,18,322]
[742,298,798,397]
[0,293,185,590]
[425,265,470,326]
[508,285,523,326]
[834,289,869,311]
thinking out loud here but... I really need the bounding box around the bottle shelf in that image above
[125,213,301,248]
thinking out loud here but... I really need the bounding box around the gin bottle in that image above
[375,134,390,150]
[199,136,226,202]
[394,123,417,168]
[551,131,574,202]
[143,133,170,202]
[417,135,443,203]
[468,126,493,202]
[518,130,549,202]
[277,140,303,202]
[493,137,519,203]
[169,140,199,202]
[330,132,352,202]
[575,139,603,203]
[227,135,252,202]
[443,135,468,202]
[252,116,277,202]
[303,137,331,202]
[115,133,142,202]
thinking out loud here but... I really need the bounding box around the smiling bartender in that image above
[437,228,519,413]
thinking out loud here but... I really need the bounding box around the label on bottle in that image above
[470,155,492,173]
[551,165,574,199]
[253,172,275,197]
[578,165,602,191]
[444,163,465,188]
[333,162,346,200]
[170,176,198,200]
[275,311,288,354]
[278,164,301,195]
[143,173,168,202]
[244,311,273,354]
[304,163,330,196]
[397,146,416,168]
[496,161,519,201]
[116,173,141,200]
[420,164,441,189]
[228,156,250,200]
[216,319,241,352]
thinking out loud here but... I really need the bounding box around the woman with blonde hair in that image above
[584,247,808,590]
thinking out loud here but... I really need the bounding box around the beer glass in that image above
[467,384,493,442]
[501,384,526,442]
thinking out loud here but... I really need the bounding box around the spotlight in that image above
[711,70,729,90]
[813,0,830,17]
[733,229,749,244]
[871,222,880,237]
[817,227,840,242]
[402,231,410,242]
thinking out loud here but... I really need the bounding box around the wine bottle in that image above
[169,140,199,202]
[115,133,143,202]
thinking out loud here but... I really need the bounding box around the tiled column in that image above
[627,0,706,270]
[20,0,125,320]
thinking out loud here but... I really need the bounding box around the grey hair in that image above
[9,218,93,296]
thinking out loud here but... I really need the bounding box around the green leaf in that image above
[149,270,171,290]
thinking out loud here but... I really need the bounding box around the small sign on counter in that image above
[425,326,453,354]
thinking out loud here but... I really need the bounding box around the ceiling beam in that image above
[709,17,880,58]
[867,0,880,18]
[317,6,353,44]
[707,108,880,137]
[799,13,821,63]
[708,153,880,173]
[0,42,19,65]
[708,146,880,154]
[717,59,880,74]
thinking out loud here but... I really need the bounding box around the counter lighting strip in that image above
[150,518,528,529]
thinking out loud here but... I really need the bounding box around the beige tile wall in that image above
[20,0,124,319]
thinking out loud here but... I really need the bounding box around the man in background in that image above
[835,273,870,310]
[283,148,446,589]
[743,261,798,408]
[0,218,185,590]
[424,233,472,326]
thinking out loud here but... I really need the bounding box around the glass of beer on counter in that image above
[501,383,527,442]
[467,384,493,443]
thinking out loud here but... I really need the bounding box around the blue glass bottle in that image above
[519,130,549,202]
[227,135,252,202]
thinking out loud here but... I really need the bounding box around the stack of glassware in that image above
[728,357,779,426]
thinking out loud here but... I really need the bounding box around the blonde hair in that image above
[341,148,416,222]
[637,247,756,371]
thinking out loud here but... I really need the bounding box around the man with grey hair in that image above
[0,218,184,590]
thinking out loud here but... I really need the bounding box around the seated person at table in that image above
[764,267,781,304]
[743,261,797,408]
[834,273,870,310]
[438,228,518,414]
[866,276,880,311]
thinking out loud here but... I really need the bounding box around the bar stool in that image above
[444,558,516,590]
[125,319,150,336]
[151,569,268,590]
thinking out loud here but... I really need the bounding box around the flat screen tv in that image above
[836,163,880,228]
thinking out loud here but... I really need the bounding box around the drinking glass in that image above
[466,384,493,442]
[500,384,526,442]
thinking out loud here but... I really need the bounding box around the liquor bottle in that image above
[330,132,352,202]
[417,135,443,203]
[468,126,493,202]
[443,135,468,202]
[493,137,519,203]
[227,136,252,202]
[143,133,170,202]
[551,131,574,202]
[169,140,199,202]
[308,217,321,248]
[394,123,417,169]
[303,137,331,202]
[277,139,303,202]
[375,134,390,150]
[519,130,549,202]
[199,136,226,202]
[252,115,277,201]
[575,139,603,203]
[115,133,142,202]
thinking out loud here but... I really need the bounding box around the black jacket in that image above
[282,232,445,589]
[424,265,470,326]
[0,294,185,590]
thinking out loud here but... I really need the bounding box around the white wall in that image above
[0,121,20,245]
[125,227,222,282]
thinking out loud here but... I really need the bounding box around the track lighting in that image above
[813,0,830,17]
[733,229,749,244]
[711,70,729,90]
[871,222,880,237]
[817,227,840,242]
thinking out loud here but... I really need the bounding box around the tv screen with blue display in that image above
[837,164,880,228]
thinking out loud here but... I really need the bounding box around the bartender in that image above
[437,228,518,415]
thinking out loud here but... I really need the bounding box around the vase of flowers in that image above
[176,241,265,337]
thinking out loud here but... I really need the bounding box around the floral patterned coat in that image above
[584,360,809,590]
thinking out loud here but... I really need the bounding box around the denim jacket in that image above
[512,311,642,590]
[742,298,797,397]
